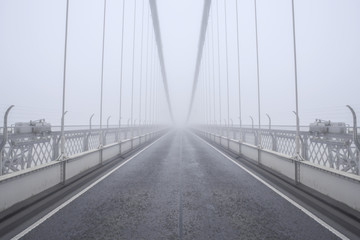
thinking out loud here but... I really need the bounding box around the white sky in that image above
[0,0,360,128]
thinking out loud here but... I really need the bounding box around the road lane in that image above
[21,131,339,239]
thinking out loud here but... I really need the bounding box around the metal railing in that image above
[0,125,159,175]
[199,125,360,175]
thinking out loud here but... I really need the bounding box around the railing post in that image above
[83,132,89,151]
[0,148,2,176]
[60,111,68,160]
[295,161,300,184]
[272,132,278,152]
[115,129,119,142]
[0,105,14,176]
[53,135,60,160]
[266,113,271,149]
[347,105,360,152]
[60,159,67,184]
[266,114,271,130]
[293,111,301,159]
[302,135,308,160]
[26,147,33,169]
[84,114,94,151]
[255,131,258,146]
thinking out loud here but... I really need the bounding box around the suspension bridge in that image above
[0,0,359,239]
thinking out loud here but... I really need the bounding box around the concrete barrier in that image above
[103,143,121,163]
[299,162,360,212]
[133,137,140,148]
[0,130,166,213]
[229,139,240,154]
[196,129,360,213]
[214,135,221,145]
[241,143,258,163]
[220,137,228,148]
[66,150,100,180]
[121,139,132,155]
[0,162,61,212]
[260,150,296,181]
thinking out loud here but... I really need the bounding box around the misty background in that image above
[0,0,359,128]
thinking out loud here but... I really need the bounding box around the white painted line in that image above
[12,134,167,240]
[193,133,349,240]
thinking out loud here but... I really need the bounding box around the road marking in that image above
[178,133,184,240]
[192,133,349,240]
[12,134,168,240]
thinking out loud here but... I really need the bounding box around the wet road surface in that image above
[22,131,339,239]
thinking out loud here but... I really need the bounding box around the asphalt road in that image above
[21,131,339,240]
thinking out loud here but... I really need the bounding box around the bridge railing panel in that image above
[202,125,359,175]
[0,126,160,175]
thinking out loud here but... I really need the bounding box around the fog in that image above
[1,0,360,128]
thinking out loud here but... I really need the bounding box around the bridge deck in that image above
[20,131,338,239]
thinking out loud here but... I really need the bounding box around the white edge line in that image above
[192,132,349,240]
[12,134,167,240]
